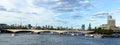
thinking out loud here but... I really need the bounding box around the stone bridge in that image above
[6,29,94,34]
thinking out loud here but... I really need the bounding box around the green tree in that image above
[94,28,113,34]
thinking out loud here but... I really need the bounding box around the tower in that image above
[27,24,32,29]
[88,23,91,30]
[81,24,85,30]
[107,15,112,20]
[107,15,115,29]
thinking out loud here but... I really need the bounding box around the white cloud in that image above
[32,0,94,12]
[0,0,96,28]
[92,12,113,18]
[0,6,7,11]
[116,8,120,13]
[87,12,113,22]
[0,0,59,25]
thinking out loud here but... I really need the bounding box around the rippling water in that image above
[0,34,120,45]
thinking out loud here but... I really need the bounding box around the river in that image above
[0,33,120,45]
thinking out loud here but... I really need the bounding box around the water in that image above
[0,34,120,45]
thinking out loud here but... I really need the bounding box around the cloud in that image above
[32,0,94,12]
[0,6,7,11]
[88,12,113,21]
[0,0,59,25]
[0,0,97,28]
[7,8,39,15]
[116,8,120,13]
[92,12,113,18]
[54,18,69,24]
[70,14,83,19]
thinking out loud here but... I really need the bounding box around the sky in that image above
[0,0,120,29]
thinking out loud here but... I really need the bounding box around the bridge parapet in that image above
[6,29,94,34]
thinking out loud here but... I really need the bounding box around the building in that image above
[101,24,110,29]
[0,24,8,29]
[81,24,85,30]
[101,15,116,29]
[107,15,116,29]
[27,24,32,29]
[101,15,120,31]
[88,23,92,30]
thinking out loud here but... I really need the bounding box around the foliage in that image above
[94,28,113,34]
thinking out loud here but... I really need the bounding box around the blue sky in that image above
[0,0,120,29]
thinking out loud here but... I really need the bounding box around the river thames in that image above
[0,33,120,45]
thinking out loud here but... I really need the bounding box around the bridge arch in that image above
[36,31,61,34]
[59,31,84,35]
[15,31,34,33]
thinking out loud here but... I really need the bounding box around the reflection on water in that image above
[0,33,120,45]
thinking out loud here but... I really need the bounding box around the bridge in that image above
[5,29,94,34]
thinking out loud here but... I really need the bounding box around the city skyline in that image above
[0,0,120,28]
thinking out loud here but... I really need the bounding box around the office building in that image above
[81,24,85,30]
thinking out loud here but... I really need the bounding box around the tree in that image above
[94,28,113,34]
[36,26,42,30]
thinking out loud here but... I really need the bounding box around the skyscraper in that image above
[88,23,91,30]
[81,24,85,30]
[27,24,32,29]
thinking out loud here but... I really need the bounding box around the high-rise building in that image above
[88,23,91,30]
[101,15,120,32]
[27,24,32,29]
[81,24,85,30]
[101,15,116,29]
[107,15,116,29]
[0,24,8,29]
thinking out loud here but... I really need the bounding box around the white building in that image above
[101,15,117,30]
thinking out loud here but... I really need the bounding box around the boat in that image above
[94,34,103,38]
[71,33,74,36]
[71,33,79,36]
[11,33,16,36]
[84,34,94,37]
